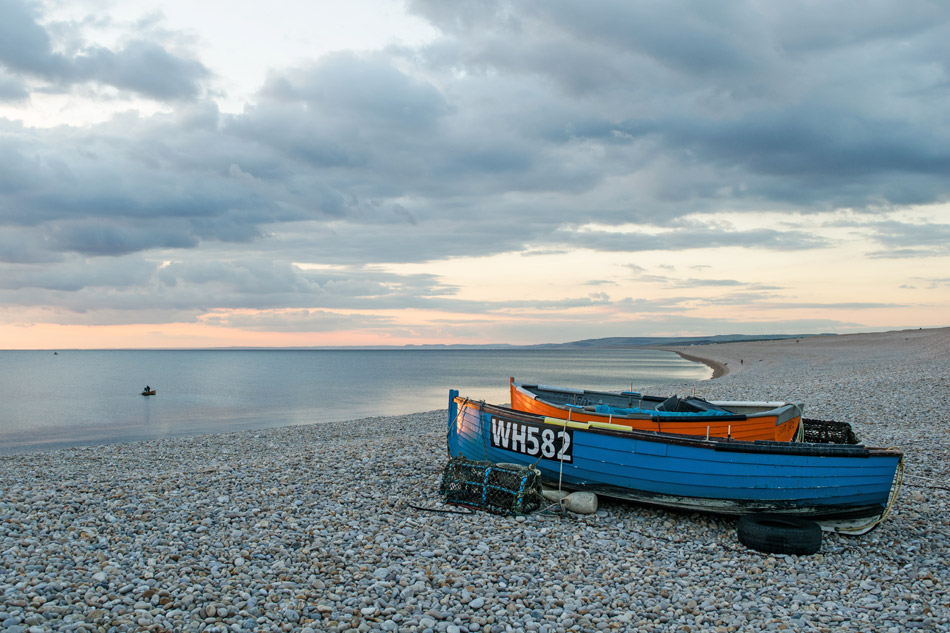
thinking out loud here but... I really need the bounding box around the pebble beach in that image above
[1,328,948,632]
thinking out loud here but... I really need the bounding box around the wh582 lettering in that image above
[490,417,573,462]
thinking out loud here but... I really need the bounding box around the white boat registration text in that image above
[490,417,573,462]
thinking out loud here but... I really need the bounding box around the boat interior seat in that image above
[657,395,732,414]
[681,396,733,414]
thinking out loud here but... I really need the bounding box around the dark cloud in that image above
[0,0,68,77]
[261,52,447,131]
[918,277,950,288]
[409,0,950,210]
[863,220,950,257]
[551,225,828,253]
[47,220,200,257]
[671,278,749,288]
[202,309,395,333]
[534,0,773,77]
[72,40,210,100]
[0,0,209,100]
[0,227,60,264]
[0,254,154,293]
[0,250,461,319]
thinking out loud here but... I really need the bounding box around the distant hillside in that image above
[532,334,831,349]
[207,334,832,351]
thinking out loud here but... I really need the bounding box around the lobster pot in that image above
[439,457,543,515]
[802,419,858,445]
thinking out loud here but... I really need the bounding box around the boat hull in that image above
[510,378,802,442]
[449,391,903,533]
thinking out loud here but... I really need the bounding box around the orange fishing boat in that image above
[509,378,802,442]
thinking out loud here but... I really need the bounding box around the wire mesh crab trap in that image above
[439,456,544,515]
[802,418,859,445]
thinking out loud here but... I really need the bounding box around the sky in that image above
[1,0,948,349]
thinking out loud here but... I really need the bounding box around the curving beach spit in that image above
[2,328,948,632]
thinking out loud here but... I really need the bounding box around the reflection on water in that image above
[0,348,710,453]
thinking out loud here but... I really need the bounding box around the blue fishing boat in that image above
[447,391,904,534]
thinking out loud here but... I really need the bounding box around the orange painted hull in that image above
[510,379,801,442]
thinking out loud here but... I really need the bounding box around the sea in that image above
[0,348,710,454]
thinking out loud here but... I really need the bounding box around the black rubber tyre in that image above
[737,514,822,555]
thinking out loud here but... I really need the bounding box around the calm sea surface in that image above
[0,348,710,453]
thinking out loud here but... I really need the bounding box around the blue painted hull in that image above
[448,392,903,533]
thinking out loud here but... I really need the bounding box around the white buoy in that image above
[559,491,598,514]
[541,488,571,502]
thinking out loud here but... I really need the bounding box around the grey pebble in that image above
[1,330,949,632]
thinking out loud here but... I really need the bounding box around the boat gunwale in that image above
[511,380,799,421]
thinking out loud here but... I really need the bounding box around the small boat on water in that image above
[141,389,156,396]
[510,378,803,442]
[448,390,904,534]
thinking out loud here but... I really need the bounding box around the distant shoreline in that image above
[664,349,730,379]
[660,327,949,384]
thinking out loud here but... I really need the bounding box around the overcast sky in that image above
[1,0,948,349]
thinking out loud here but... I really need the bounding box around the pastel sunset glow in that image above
[1,0,948,349]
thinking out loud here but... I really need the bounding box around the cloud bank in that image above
[0,0,948,345]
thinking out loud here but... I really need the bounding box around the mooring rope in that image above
[407,503,474,515]
[834,454,905,535]
[794,408,805,442]
[902,472,950,491]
